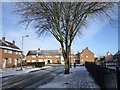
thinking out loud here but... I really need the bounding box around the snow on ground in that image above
[0,66,51,78]
[38,66,100,89]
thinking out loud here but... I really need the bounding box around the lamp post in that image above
[21,35,29,70]
[70,46,72,68]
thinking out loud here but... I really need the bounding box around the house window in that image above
[46,56,51,57]
[27,60,30,62]
[8,50,12,54]
[16,52,19,54]
[8,58,12,63]
[19,52,21,55]
[32,55,36,58]
[81,54,84,57]
[18,59,21,63]
[39,55,43,57]
[81,59,84,62]
[44,59,47,61]
[39,60,43,62]
[32,60,36,62]
[55,56,59,57]
[4,49,7,53]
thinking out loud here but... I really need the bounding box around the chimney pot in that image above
[12,40,15,44]
[2,37,5,41]
[38,48,40,50]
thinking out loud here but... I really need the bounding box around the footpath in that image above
[37,66,100,89]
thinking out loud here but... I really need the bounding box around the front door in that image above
[14,59,17,66]
[48,60,50,64]
[3,58,6,68]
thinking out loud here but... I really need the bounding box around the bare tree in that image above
[15,2,116,74]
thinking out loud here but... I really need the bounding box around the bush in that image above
[26,62,45,67]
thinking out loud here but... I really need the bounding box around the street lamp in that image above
[21,35,29,70]
[70,46,72,68]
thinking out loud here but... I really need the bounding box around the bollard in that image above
[70,64,72,68]
[74,63,76,68]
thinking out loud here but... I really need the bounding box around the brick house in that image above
[113,50,120,67]
[0,37,22,68]
[95,56,105,65]
[26,48,75,65]
[75,47,95,64]
[104,52,113,66]
[74,52,80,64]
[105,52,113,61]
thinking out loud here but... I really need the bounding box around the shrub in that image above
[26,62,45,67]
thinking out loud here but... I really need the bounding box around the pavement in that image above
[37,66,100,89]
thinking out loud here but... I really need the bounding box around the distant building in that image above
[95,56,105,65]
[75,47,95,64]
[74,52,80,64]
[0,37,22,68]
[104,52,113,66]
[26,48,75,65]
[95,51,119,67]
[113,50,120,67]
[105,52,113,61]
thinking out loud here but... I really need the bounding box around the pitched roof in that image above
[114,50,120,55]
[0,39,21,51]
[27,50,62,56]
[80,47,94,55]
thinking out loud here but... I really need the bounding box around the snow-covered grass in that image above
[37,66,100,89]
[0,66,51,78]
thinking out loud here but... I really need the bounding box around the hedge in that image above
[26,62,45,67]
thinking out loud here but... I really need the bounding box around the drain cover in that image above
[65,82,69,84]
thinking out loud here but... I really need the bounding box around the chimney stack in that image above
[38,48,40,51]
[2,37,5,41]
[12,40,15,44]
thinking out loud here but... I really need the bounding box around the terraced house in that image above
[26,48,75,64]
[0,37,22,68]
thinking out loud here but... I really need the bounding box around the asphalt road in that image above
[1,65,64,90]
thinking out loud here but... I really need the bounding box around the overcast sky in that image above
[0,2,118,56]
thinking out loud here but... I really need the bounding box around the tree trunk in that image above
[61,44,70,74]
[64,58,70,74]
[64,48,70,74]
